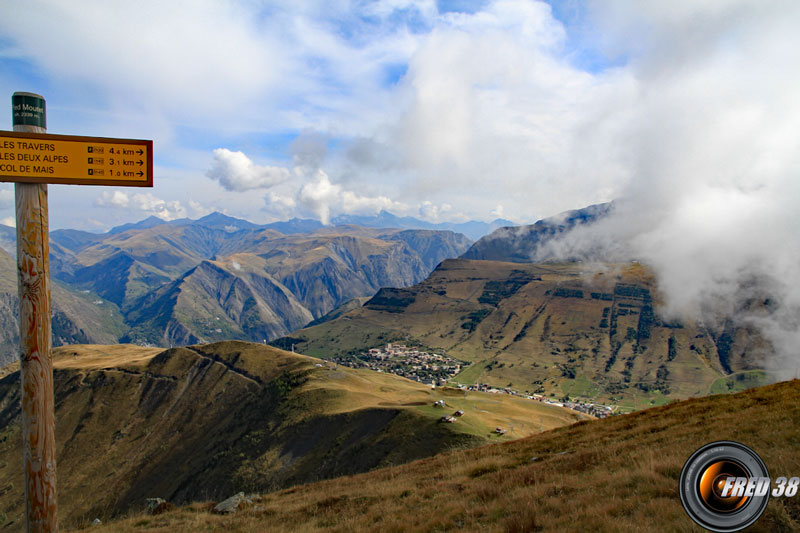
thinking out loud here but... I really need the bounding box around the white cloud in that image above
[1,216,14,228]
[297,171,342,225]
[130,193,186,221]
[340,190,402,217]
[95,190,130,208]
[207,149,291,192]
[419,201,451,222]
[0,1,282,125]
[188,200,213,218]
[339,0,636,222]
[530,1,800,372]
[95,190,186,221]
[0,189,13,210]
[265,192,296,210]
[297,169,406,224]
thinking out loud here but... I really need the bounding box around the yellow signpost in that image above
[8,91,153,532]
[0,131,152,186]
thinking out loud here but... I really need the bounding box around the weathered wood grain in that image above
[15,114,58,531]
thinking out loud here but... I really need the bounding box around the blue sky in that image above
[0,1,798,238]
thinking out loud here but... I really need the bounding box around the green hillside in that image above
[278,258,771,409]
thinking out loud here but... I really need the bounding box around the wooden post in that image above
[13,91,58,532]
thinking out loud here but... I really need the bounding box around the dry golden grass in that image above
[52,344,163,370]
[80,379,800,532]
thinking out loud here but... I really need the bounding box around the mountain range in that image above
[0,201,786,532]
[98,210,514,241]
[0,248,128,367]
[0,213,472,365]
[1,203,771,409]
[461,202,612,262]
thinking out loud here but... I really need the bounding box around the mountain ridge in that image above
[0,218,473,351]
[94,210,512,241]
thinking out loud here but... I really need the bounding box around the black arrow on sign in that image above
[136,148,144,156]
[137,160,143,166]
[136,170,144,177]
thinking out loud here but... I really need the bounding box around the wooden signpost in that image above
[5,92,153,532]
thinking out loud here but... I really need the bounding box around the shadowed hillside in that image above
[0,342,583,529]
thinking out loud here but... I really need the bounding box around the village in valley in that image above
[333,343,615,419]
[333,343,465,385]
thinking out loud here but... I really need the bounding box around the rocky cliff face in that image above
[272,235,429,318]
[381,229,474,271]
[283,258,771,408]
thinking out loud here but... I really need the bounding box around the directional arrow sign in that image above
[0,131,152,186]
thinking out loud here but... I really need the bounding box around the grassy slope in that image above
[83,379,800,532]
[305,297,371,328]
[0,342,582,530]
[283,259,771,409]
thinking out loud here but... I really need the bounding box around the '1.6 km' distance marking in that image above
[721,477,800,498]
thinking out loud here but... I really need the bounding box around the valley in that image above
[2,4,792,531]
[0,207,780,531]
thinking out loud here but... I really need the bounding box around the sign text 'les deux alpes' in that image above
[0,131,153,186]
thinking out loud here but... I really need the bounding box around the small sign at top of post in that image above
[12,92,46,129]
